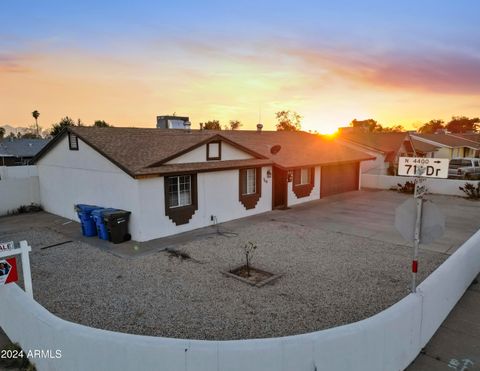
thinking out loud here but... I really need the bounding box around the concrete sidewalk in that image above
[407,274,480,371]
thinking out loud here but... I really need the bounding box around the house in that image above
[410,137,439,158]
[336,131,412,175]
[410,133,480,159]
[0,138,50,166]
[32,127,373,242]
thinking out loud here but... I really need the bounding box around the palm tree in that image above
[32,110,40,137]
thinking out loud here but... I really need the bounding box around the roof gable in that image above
[411,134,480,149]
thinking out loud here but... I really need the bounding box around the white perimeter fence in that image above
[361,173,477,197]
[0,228,479,371]
[0,166,40,216]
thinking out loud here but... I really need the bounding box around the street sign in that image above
[395,199,445,245]
[0,257,18,286]
[398,157,449,178]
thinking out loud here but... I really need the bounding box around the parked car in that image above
[448,158,480,179]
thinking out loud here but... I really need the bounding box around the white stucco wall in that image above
[166,142,253,164]
[0,166,40,215]
[36,136,272,242]
[361,174,474,196]
[1,228,478,371]
[36,136,142,240]
[136,166,273,241]
[287,166,321,206]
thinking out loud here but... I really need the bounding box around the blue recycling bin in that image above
[91,208,117,240]
[74,204,102,237]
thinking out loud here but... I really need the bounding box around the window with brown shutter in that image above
[239,168,262,209]
[164,174,198,225]
[292,167,315,198]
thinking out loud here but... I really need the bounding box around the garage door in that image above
[321,162,359,198]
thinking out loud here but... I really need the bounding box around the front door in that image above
[272,167,287,209]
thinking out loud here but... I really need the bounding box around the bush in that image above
[459,182,480,200]
[397,181,415,194]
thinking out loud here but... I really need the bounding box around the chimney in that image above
[256,123,263,132]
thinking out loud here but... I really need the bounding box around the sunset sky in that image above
[1,1,479,134]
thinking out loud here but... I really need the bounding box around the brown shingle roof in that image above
[218,130,374,168]
[411,134,480,149]
[34,127,374,177]
[337,131,409,154]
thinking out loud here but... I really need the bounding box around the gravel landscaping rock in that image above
[1,219,446,340]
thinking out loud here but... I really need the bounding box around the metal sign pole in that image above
[412,173,425,293]
[412,193,423,293]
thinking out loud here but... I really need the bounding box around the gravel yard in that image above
[3,190,478,340]
[1,214,446,340]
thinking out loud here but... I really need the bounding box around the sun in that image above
[318,127,339,136]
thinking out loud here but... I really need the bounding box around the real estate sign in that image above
[0,257,18,286]
[398,157,449,178]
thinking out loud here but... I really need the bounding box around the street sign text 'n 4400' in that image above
[398,157,449,179]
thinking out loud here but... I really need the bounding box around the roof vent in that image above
[270,145,281,155]
[256,123,263,132]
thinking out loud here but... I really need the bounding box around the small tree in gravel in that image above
[242,241,257,276]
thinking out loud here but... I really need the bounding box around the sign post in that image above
[412,173,424,292]
[397,157,449,293]
[0,240,33,297]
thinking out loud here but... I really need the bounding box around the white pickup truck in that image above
[448,158,480,179]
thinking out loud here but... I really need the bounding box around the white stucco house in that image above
[410,133,480,159]
[33,127,373,242]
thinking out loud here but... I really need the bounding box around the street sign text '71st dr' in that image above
[398,157,449,179]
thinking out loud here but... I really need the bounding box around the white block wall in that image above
[361,174,475,196]
[1,229,479,371]
[0,166,40,216]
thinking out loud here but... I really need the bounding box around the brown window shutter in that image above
[256,167,262,194]
[293,169,301,185]
[239,169,246,194]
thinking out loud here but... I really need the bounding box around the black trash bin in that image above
[103,210,131,244]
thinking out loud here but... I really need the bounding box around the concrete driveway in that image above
[261,189,479,256]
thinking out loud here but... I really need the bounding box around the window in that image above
[239,168,261,210]
[68,133,79,150]
[242,168,256,195]
[167,175,192,208]
[207,141,221,160]
[300,168,310,185]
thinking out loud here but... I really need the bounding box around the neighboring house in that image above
[32,127,373,242]
[336,131,412,175]
[410,137,439,158]
[410,134,480,159]
[0,138,50,166]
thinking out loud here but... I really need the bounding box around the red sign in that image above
[0,257,18,285]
